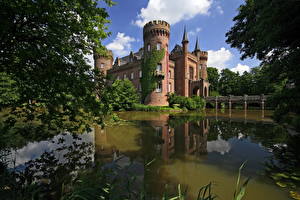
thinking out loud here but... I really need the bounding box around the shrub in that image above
[103,79,140,111]
[167,93,205,110]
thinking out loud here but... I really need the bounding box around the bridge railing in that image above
[204,94,271,110]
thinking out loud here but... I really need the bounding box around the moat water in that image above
[2,109,299,199]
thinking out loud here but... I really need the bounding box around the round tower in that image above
[199,51,208,80]
[94,50,113,76]
[143,20,170,106]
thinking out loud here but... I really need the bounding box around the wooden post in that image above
[261,94,265,110]
[228,95,232,118]
[261,94,265,118]
[244,94,248,110]
[228,95,232,110]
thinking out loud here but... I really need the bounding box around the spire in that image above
[182,25,188,43]
[194,37,200,51]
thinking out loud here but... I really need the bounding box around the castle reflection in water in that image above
[94,113,210,163]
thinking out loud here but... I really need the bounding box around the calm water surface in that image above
[3,109,297,199]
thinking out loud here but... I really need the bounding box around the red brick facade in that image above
[95,20,210,106]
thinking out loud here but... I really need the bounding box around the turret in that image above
[142,20,171,106]
[194,37,201,58]
[182,26,189,54]
[199,51,208,80]
[94,50,113,75]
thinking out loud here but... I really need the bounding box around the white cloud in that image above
[106,32,136,57]
[207,47,233,71]
[134,0,213,27]
[188,27,202,36]
[216,5,224,14]
[207,135,231,155]
[196,27,202,32]
[6,132,94,168]
[230,63,250,74]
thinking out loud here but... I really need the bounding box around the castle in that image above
[94,20,210,106]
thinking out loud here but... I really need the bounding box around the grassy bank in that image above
[132,103,183,112]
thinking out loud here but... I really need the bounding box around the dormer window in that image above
[147,44,151,52]
[157,43,161,50]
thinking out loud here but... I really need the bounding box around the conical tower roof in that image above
[194,37,200,51]
[182,26,188,43]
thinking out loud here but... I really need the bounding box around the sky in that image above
[97,0,261,74]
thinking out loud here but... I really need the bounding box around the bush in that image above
[167,93,205,110]
[103,79,140,111]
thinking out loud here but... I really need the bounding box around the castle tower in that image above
[94,50,113,76]
[194,37,201,57]
[182,26,189,54]
[199,51,208,80]
[198,47,209,97]
[181,26,190,97]
[143,20,170,106]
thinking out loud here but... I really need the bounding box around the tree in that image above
[226,0,300,115]
[219,69,240,96]
[207,67,220,93]
[104,79,139,111]
[0,0,114,127]
[0,72,20,107]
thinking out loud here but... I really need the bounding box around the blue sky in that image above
[98,0,260,74]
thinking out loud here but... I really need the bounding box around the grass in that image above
[132,103,182,112]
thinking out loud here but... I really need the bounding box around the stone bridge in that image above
[204,94,270,110]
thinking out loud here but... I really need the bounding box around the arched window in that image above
[156,63,162,72]
[130,72,134,79]
[156,43,161,50]
[168,82,172,92]
[168,70,171,78]
[156,81,162,92]
[147,44,151,52]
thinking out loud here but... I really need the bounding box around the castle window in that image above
[156,63,162,72]
[130,72,134,79]
[139,70,142,78]
[157,43,161,50]
[168,82,172,92]
[156,81,162,93]
[189,67,194,80]
[100,63,104,68]
[168,70,171,78]
[123,74,127,79]
[147,44,151,52]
